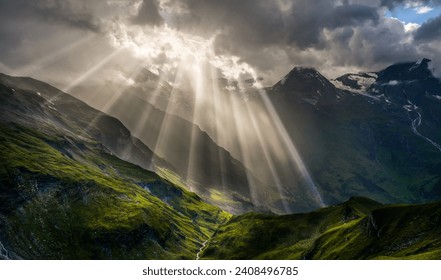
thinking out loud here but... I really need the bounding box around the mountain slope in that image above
[367,58,441,146]
[200,197,441,260]
[334,59,441,144]
[0,73,168,173]
[0,74,230,259]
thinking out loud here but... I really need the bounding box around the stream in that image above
[0,241,10,260]
[409,109,441,153]
[196,239,209,260]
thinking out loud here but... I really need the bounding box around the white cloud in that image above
[404,1,426,9]
[404,22,420,32]
[106,23,258,83]
[415,6,434,14]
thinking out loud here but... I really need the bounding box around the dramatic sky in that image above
[1,0,441,87]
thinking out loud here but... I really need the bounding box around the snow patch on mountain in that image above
[331,73,377,94]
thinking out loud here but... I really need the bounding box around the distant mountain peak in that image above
[271,66,339,106]
[274,66,335,90]
[284,66,325,80]
[375,58,434,83]
[289,66,318,73]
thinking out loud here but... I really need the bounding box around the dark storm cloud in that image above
[0,0,101,32]
[159,0,379,51]
[324,5,379,27]
[133,0,164,26]
[351,19,419,63]
[163,0,285,46]
[284,2,379,48]
[155,0,395,79]
[415,15,441,41]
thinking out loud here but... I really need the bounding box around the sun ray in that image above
[224,80,260,206]
[62,48,124,94]
[239,88,292,213]
[184,58,207,190]
[208,63,227,192]
[15,34,97,77]
[130,70,170,135]
[151,59,189,168]
[40,47,127,131]
[255,86,325,207]
[78,61,148,149]
[101,64,145,113]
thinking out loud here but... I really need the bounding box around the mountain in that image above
[261,59,441,207]
[0,73,230,259]
[271,67,343,106]
[200,197,441,259]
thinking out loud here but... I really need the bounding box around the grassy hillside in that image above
[201,197,441,260]
[0,73,233,260]
[0,122,230,259]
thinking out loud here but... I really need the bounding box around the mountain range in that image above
[260,58,441,207]
[1,58,441,259]
[71,58,441,213]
